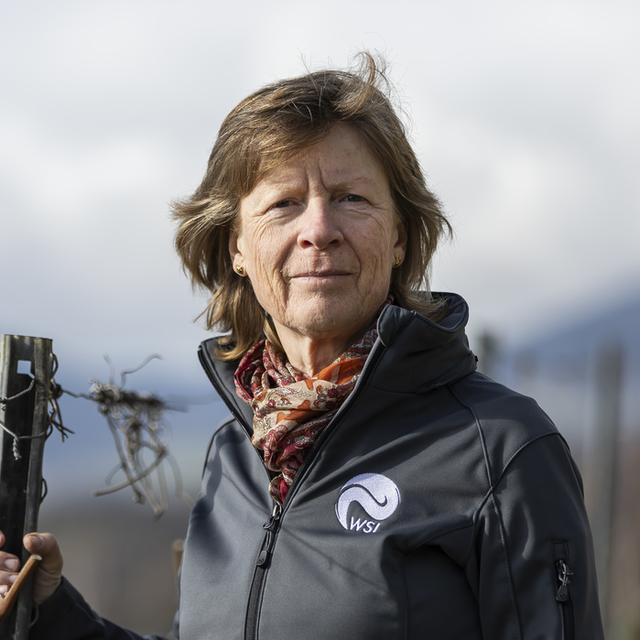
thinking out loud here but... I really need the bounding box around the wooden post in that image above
[476,331,500,379]
[0,335,52,640]
[588,343,623,633]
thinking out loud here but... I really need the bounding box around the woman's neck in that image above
[277,333,348,377]
[271,322,360,377]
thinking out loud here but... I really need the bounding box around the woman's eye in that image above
[340,193,366,203]
[270,199,296,210]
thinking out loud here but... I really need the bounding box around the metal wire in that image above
[1,351,187,517]
[0,376,35,405]
[0,370,56,461]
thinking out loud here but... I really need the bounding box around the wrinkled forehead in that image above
[245,123,389,194]
[241,128,328,197]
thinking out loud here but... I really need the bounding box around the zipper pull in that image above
[256,502,282,568]
[555,559,573,602]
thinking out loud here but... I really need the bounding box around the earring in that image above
[393,255,403,268]
[234,264,246,277]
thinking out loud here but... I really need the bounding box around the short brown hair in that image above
[172,53,451,360]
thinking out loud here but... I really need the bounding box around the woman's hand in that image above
[0,530,63,604]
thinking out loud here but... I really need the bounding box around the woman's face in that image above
[230,123,406,345]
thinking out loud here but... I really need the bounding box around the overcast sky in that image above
[1,0,638,402]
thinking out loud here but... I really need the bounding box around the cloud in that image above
[1,0,638,361]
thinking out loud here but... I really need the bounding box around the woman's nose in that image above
[297,198,344,250]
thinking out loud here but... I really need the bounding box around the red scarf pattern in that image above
[234,329,377,504]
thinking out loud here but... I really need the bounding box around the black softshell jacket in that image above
[31,294,604,639]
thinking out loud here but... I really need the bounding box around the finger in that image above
[0,569,18,588]
[0,551,20,569]
[0,531,4,547]
[23,533,63,574]
[0,553,20,572]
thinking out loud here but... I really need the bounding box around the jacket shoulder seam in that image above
[474,431,564,514]
[445,383,493,488]
[447,381,564,505]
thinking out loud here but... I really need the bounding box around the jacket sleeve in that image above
[471,433,604,639]
[29,577,178,640]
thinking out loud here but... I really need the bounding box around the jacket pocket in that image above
[553,540,575,640]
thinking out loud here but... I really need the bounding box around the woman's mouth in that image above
[289,271,353,286]
[291,270,351,278]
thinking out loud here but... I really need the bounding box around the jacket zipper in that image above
[199,339,386,640]
[244,501,282,640]
[553,542,574,640]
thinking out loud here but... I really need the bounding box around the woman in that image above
[1,55,603,639]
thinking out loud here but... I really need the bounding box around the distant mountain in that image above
[511,289,640,360]
[480,288,640,445]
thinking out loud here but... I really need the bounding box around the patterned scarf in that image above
[234,327,378,504]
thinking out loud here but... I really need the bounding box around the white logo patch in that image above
[335,473,401,533]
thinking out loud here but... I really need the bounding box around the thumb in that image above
[23,533,63,575]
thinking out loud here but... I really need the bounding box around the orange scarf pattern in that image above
[234,329,377,503]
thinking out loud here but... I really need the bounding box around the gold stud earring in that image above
[234,264,246,276]
[393,256,403,268]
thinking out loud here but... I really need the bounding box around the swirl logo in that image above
[335,473,401,533]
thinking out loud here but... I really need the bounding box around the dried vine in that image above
[61,355,185,517]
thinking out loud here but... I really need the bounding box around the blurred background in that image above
[1,0,638,637]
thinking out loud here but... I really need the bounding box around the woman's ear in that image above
[229,226,249,277]
[228,228,239,262]
[228,227,243,267]
[393,214,407,261]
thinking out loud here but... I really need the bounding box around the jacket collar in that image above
[373,292,477,393]
[198,292,476,424]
